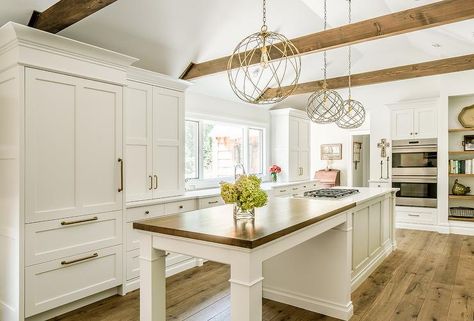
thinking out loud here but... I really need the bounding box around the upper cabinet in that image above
[271,109,311,182]
[125,68,190,202]
[390,99,438,140]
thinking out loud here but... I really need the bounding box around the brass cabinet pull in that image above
[61,253,98,265]
[61,216,98,226]
[118,158,124,192]
[148,175,153,190]
[154,175,158,189]
[292,187,298,191]
[208,201,219,204]
[408,214,420,217]
[280,189,287,193]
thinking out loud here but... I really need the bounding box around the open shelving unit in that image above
[448,95,474,224]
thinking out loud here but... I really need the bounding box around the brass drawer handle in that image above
[408,214,420,217]
[280,189,287,193]
[292,188,298,191]
[118,158,124,192]
[61,216,98,226]
[208,201,219,204]
[154,175,158,190]
[61,253,98,265]
[148,175,153,190]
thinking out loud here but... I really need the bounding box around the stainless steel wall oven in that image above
[392,139,438,208]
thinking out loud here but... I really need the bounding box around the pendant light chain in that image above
[323,0,328,86]
[347,0,352,99]
[262,0,267,31]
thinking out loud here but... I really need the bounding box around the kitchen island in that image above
[133,187,397,321]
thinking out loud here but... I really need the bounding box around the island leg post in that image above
[229,254,263,321]
[139,232,166,321]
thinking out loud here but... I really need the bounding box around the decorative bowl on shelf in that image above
[458,104,474,128]
[452,179,471,196]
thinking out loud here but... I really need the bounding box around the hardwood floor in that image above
[50,230,474,321]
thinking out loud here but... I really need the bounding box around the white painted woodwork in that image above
[25,245,123,317]
[152,87,185,198]
[198,196,225,209]
[163,199,197,215]
[389,98,438,140]
[125,82,153,202]
[396,206,437,227]
[125,73,188,203]
[127,249,141,281]
[126,203,165,222]
[25,68,123,223]
[25,210,122,266]
[271,109,311,182]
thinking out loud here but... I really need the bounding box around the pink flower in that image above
[269,165,281,174]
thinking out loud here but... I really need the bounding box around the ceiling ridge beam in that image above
[181,0,474,80]
[260,54,474,99]
[28,0,118,34]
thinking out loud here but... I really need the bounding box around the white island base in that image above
[135,188,396,321]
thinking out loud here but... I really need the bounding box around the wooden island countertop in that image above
[133,196,356,249]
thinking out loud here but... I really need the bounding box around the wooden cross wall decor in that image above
[377,139,390,158]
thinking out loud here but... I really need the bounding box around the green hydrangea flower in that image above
[220,175,268,211]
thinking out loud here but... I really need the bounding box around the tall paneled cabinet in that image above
[0,23,137,321]
[125,69,187,202]
[271,108,311,182]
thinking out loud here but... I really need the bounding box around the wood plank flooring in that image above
[50,230,474,321]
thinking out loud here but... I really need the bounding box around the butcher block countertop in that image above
[133,188,396,249]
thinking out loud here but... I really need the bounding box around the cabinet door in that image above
[25,69,123,223]
[77,79,123,215]
[391,109,414,140]
[152,87,184,198]
[298,119,310,179]
[125,82,153,202]
[288,117,300,181]
[414,107,437,139]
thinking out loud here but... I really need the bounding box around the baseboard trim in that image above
[263,287,353,321]
[351,241,393,291]
[448,223,474,236]
[396,222,439,232]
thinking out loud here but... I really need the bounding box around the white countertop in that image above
[126,179,320,209]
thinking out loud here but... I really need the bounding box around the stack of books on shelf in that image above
[449,159,474,174]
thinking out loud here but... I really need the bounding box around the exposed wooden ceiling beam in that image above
[260,54,474,99]
[181,0,474,80]
[28,0,118,34]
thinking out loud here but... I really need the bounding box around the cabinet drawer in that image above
[164,199,198,215]
[397,210,435,225]
[127,249,140,281]
[199,196,224,209]
[126,203,165,222]
[273,187,292,196]
[369,182,390,188]
[25,211,122,266]
[25,245,122,317]
[126,222,140,251]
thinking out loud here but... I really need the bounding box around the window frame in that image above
[185,116,267,188]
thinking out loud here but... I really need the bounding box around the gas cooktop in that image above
[303,189,359,199]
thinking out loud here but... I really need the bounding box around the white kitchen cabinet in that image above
[390,99,438,140]
[25,68,123,223]
[271,108,311,182]
[0,23,137,321]
[125,68,190,202]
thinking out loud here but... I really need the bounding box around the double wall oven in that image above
[392,138,438,208]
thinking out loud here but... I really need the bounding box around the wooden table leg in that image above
[229,255,263,321]
[139,233,166,321]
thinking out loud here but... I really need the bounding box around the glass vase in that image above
[233,204,255,220]
[271,172,277,182]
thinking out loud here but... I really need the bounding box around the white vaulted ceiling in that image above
[1,0,473,106]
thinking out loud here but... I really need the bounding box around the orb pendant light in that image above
[336,0,366,129]
[306,0,343,124]
[227,0,301,105]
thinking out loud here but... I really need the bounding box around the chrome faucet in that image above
[234,163,246,180]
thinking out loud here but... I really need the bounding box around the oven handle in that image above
[392,176,438,183]
[392,147,437,153]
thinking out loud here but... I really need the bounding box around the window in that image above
[185,119,265,182]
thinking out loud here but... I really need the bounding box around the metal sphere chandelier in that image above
[336,0,366,129]
[306,0,343,124]
[227,0,301,105]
